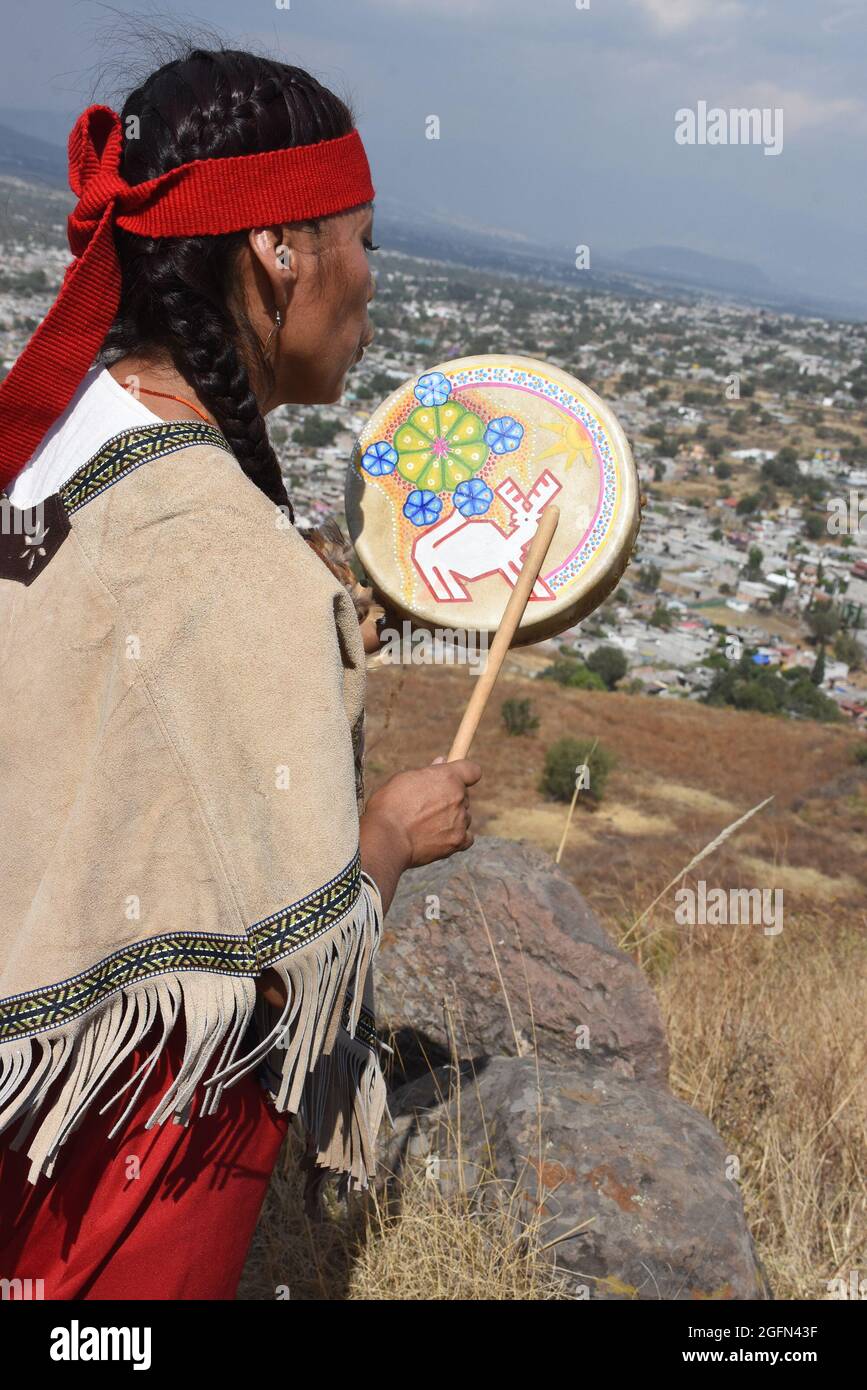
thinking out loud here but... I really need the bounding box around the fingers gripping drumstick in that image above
[447,506,560,763]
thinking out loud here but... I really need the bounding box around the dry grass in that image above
[239,1113,571,1301]
[643,906,867,1300]
[346,1168,570,1301]
[240,667,867,1300]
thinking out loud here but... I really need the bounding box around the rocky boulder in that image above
[381,1055,771,1301]
[375,836,668,1086]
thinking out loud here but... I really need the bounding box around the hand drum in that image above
[346,354,640,646]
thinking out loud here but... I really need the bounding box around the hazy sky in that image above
[2,0,866,307]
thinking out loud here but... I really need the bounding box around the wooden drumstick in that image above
[447,505,560,762]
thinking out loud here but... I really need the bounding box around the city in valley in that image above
[2,173,865,732]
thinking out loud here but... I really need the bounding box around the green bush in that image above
[501,698,539,737]
[539,658,606,691]
[853,742,867,765]
[539,737,616,804]
[586,644,628,689]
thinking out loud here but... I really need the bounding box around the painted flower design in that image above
[484,415,523,455]
[414,371,452,407]
[403,489,443,527]
[454,478,493,516]
[361,440,398,475]
[394,401,489,491]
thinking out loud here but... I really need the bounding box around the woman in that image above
[0,47,480,1300]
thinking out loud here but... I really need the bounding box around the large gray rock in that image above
[376,837,668,1085]
[381,1056,771,1301]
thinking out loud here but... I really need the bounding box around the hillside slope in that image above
[363,662,867,921]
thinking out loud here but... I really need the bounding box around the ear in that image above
[247,226,297,311]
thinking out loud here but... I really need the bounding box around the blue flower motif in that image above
[361,440,398,475]
[484,416,524,455]
[454,478,493,516]
[403,489,443,527]
[414,371,452,407]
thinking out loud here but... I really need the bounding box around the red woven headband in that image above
[0,105,375,488]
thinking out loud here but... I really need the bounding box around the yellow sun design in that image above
[536,417,595,470]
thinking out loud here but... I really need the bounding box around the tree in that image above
[586,645,628,689]
[650,602,673,629]
[762,455,800,489]
[806,603,841,644]
[744,545,764,579]
[736,493,760,516]
[292,414,341,448]
[834,632,863,670]
[714,460,732,479]
[705,656,841,723]
[637,562,662,593]
[539,658,606,691]
[811,646,826,686]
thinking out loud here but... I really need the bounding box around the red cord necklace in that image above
[123,381,213,425]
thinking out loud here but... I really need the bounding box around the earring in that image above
[264,308,283,351]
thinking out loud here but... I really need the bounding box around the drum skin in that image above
[346,354,641,647]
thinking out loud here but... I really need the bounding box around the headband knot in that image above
[67,107,128,253]
[0,104,375,487]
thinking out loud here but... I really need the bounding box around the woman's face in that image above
[248,205,376,410]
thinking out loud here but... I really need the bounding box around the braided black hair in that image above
[100,47,360,519]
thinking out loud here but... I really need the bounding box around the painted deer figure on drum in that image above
[412,468,562,602]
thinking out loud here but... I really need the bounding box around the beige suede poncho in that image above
[0,420,386,1190]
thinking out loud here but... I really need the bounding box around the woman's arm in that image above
[257,758,480,1005]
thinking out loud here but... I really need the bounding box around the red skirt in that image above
[0,1026,289,1300]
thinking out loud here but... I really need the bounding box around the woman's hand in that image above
[359,756,482,915]
[369,757,480,867]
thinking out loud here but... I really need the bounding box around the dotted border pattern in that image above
[447,364,619,591]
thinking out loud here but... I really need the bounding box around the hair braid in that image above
[100,46,359,522]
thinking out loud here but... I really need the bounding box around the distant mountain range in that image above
[615,244,774,295]
[0,121,67,187]
[0,116,858,320]
[373,193,860,320]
